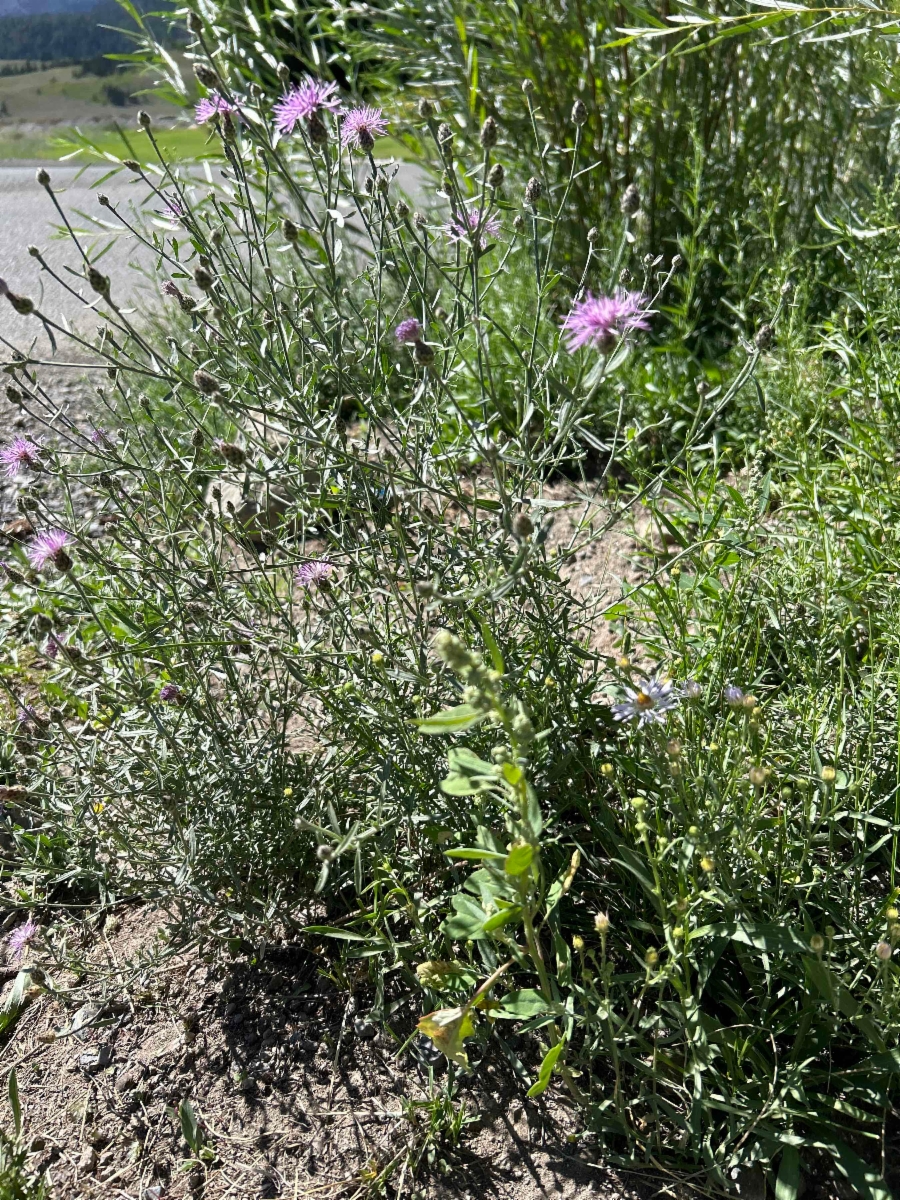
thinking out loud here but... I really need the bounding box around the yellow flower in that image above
[700,855,714,873]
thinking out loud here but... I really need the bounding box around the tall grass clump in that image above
[3,22,900,1197]
[123,0,900,343]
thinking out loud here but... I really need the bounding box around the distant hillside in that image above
[0,0,172,59]
[0,0,95,15]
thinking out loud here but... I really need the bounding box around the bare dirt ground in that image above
[2,905,662,1200]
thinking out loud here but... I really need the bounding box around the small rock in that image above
[70,1003,101,1042]
[115,1066,144,1093]
[77,1145,98,1174]
[80,1044,112,1072]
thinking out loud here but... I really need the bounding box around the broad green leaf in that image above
[496,989,561,1019]
[443,893,489,941]
[504,842,535,875]
[527,1040,564,1097]
[482,905,523,932]
[445,847,506,861]
[179,1099,200,1154]
[776,1146,800,1200]
[828,1140,892,1200]
[693,921,808,954]
[415,704,486,734]
[417,1005,476,1067]
[8,1069,21,1138]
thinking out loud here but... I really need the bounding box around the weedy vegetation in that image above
[3,2,900,1196]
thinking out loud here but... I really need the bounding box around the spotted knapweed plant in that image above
[2,28,899,1195]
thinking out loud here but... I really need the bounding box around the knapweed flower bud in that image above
[215,439,245,465]
[821,765,836,783]
[666,739,681,758]
[190,427,204,448]
[748,766,767,786]
[414,212,427,230]
[87,267,110,296]
[27,245,40,259]
[755,323,774,351]
[645,948,659,967]
[488,162,505,189]
[193,265,215,291]
[316,844,333,863]
[521,79,535,93]
[513,214,525,232]
[587,226,599,244]
[187,11,203,34]
[307,112,328,146]
[781,279,794,297]
[2,561,25,585]
[512,511,534,540]
[888,906,899,921]
[524,176,543,206]
[671,253,683,269]
[809,934,825,954]
[36,168,50,188]
[594,912,610,934]
[137,110,151,129]
[418,98,434,119]
[98,193,112,208]
[480,116,498,148]
[724,685,745,708]
[437,122,453,145]
[193,62,218,89]
[396,200,410,219]
[193,369,221,396]
[7,294,35,316]
[123,159,141,173]
[571,99,588,125]
[413,340,435,367]
[276,62,290,83]
[877,940,892,961]
[282,217,300,242]
[620,183,640,215]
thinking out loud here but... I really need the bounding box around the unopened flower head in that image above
[724,685,745,707]
[0,436,40,477]
[295,558,334,589]
[395,317,423,344]
[28,528,73,572]
[562,290,650,354]
[195,92,237,125]
[340,106,388,151]
[273,79,341,135]
[7,918,37,964]
[682,680,702,700]
[446,208,501,252]
[611,675,679,727]
[877,940,893,961]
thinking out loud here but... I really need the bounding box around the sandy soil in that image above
[2,906,661,1200]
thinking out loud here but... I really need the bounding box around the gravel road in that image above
[0,162,160,349]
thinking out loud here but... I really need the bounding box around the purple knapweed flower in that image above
[28,528,73,571]
[446,209,501,252]
[340,106,388,151]
[611,676,679,727]
[562,289,650,354]
[195,92,236,125]
[395,318,423,344]
[45,633,63,660]
[0,437,41,477]
[273,79,341,135]
[17,704,38,725]
[89,427,113,447]
[295,558,334,589]
[7,918,37,964]
[159,683,182,704]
